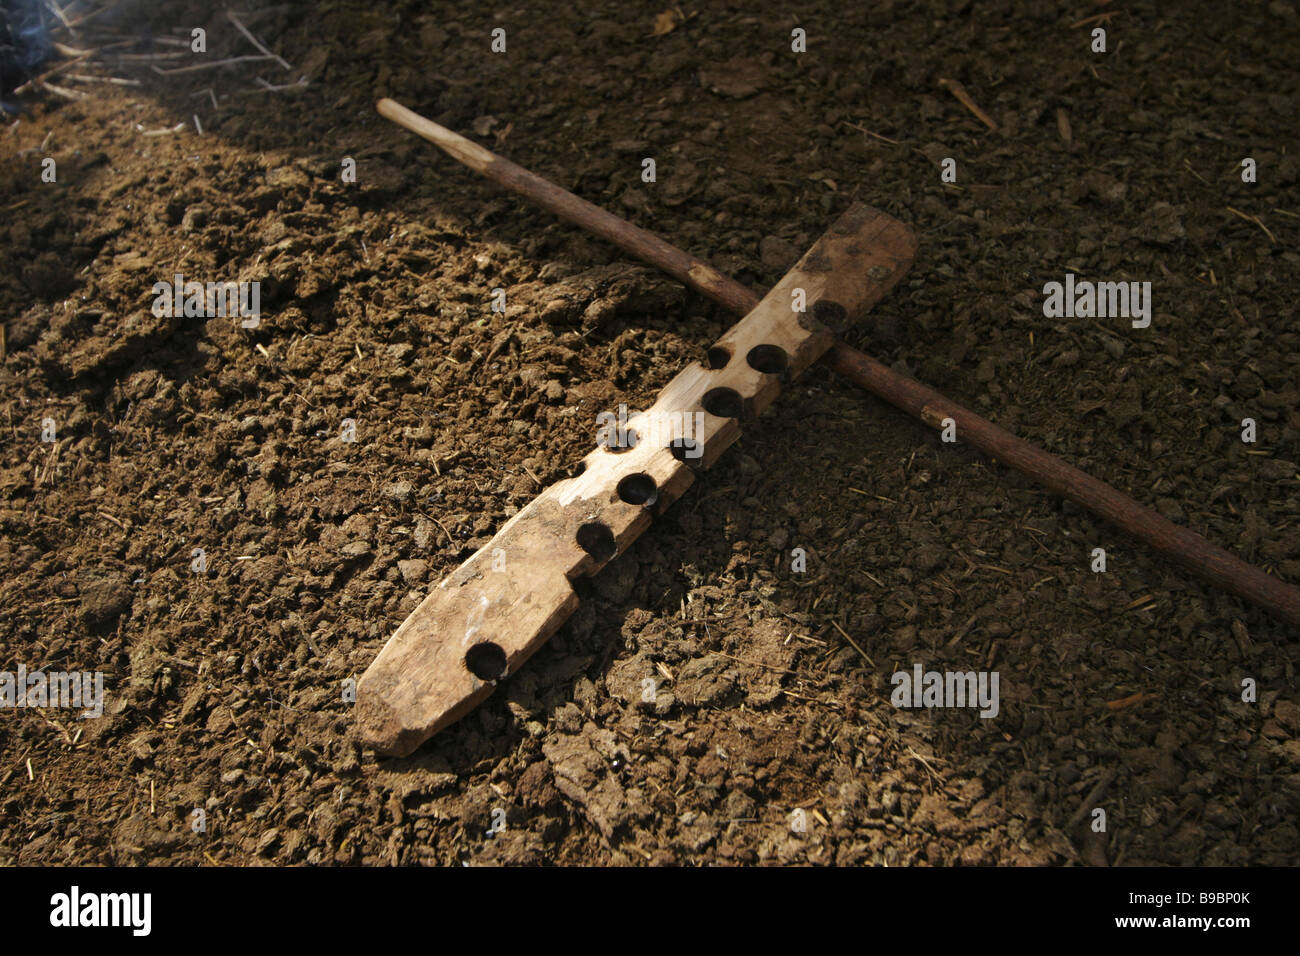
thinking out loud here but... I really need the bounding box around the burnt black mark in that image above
[813,300,848,325]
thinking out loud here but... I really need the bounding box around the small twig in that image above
[66,74,141,86]
[1225,206,1277,245]
[937,77,998,131]
[45,0,74,33]
[110,51,188,62]
[1183,158,1210,185]
[66,0,121,28]
[132,36,193,48]
[906,748,957,796]
[1066,769,1117,830]
[831,620,874,667]
[779,688,840,708]
[1070,11,1121,29]
[12,49,95,93]
[189,87,221,110]
[431,517,454,545]
[76,33,190,46]
[226,10,293,71]
[1106,690,1154,711]
[151,55,277,75]
[1056,107,1072,147]
[711,650,799,676]
[1122,593,1156,612]
[842,121,900,145]
[137,121,187,136]
[248,76,309,93]
[945,612,979,647]
[38,80,88,101]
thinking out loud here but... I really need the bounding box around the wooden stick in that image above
[358,206,918,754]
[225,10,293,72]
[376,98,1300,628]
[376,99,751,315]
[151,55,278,75]
[937,78,999,131]
[819,347,1300,627]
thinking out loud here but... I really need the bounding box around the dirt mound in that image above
[1,0,1297,866]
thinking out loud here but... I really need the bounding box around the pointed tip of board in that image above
[356,681,426,757]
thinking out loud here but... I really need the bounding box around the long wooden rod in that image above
[377,97,1300,628]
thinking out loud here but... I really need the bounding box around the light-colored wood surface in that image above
[357,203,917,755]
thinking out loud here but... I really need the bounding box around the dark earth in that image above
[1,0,1298,866]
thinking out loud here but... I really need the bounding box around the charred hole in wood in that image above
[746,344,788,375]
[465,642,508,682]
[600,427,639,453]
[670,437,703,465]
[795,309,829,334]
[705,345,731,369]
[701,386,745,420]
[569,459,587,478]
[812,299,848,331]
[617,473,658,506]
[576,521,617,562]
